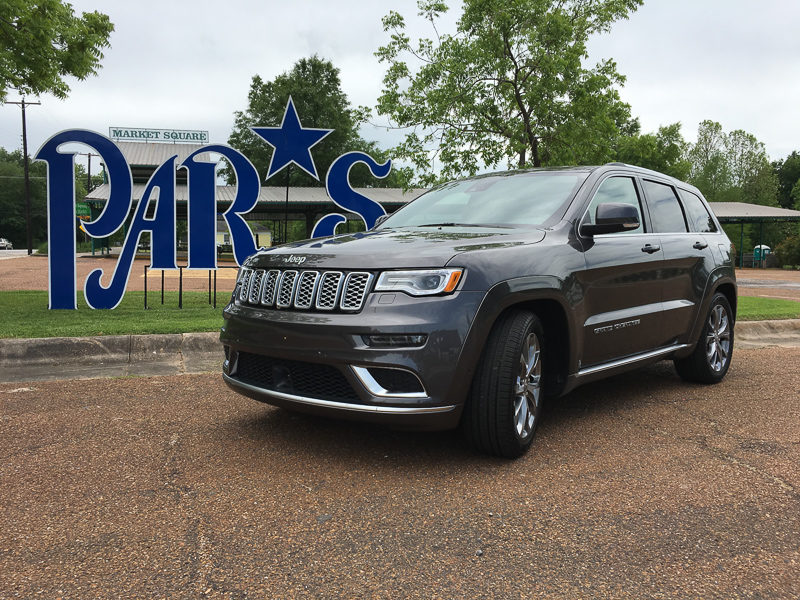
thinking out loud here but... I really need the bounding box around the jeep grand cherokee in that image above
[220,164,736,458]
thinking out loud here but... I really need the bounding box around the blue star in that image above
[251,96,333,181]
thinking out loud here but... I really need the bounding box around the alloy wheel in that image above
[514,332,542,439]
[705,303,731,372]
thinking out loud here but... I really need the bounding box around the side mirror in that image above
[580,203,640,236]
[372,214,390,229]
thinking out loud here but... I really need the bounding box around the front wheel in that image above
[462,309,545,458]
[674,292,734,384]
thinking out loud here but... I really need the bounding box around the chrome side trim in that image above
[585,300,694,327]
[577,343,689,377]
[223,373,453,415]
[351,366,428,399]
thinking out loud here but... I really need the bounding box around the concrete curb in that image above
[0,332,222,383]
[1,320,798,383]
[734,318,800,349]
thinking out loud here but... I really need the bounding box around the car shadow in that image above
[222,360,690,467]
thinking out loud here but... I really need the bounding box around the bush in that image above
[35,241,97,256]
[775,235,800,268]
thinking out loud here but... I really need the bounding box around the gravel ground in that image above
[1,348,798,599]
[736,268,800,301]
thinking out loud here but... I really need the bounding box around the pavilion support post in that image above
[759,221,764,268]
[305,212,315,238]
[740,223,744,268]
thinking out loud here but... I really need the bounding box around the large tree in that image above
[614,121,691,180]
[687,120,778,206]
[375,0,642,184]
[0,148,47,246]
[773,151,800,210]
[0,147,93,247]
[228,56,408,188]
[0,0,113,101]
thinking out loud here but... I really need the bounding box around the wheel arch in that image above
[680,271,738,356]
[455,280,575,404]
[715,281,737,322]
[506,298,571,397]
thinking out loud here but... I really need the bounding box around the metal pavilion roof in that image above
[115,141,210,166]
[709,202,800,223]
[85,185,427,206]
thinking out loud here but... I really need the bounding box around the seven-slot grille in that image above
[237,267,373,312]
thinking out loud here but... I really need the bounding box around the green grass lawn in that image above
[0,290,798,339]
[737,296,800,321]
[0,291,227,338]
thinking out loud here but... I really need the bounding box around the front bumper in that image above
[220,289,486,430]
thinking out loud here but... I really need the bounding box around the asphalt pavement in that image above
[1,347,798,598]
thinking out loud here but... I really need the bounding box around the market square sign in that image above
[36,98,391,310]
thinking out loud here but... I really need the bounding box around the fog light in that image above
[362,334,427,348]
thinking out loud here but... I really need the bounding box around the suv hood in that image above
[247,227,546,270]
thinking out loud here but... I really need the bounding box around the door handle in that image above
[693,241,708,250]
[641,244,660,254]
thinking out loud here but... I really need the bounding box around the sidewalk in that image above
[1,320,798,384]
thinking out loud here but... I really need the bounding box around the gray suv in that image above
[221,164,736,457]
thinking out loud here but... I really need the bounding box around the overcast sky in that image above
[2,0,799,172]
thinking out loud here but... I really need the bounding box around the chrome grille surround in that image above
[238,268,253,303]
[248,269,265,305]
[294,271,320,309]
[276,271,299,308]
[260,270,280,306]
[236,268,373,312]
[341,272,373,311]
[315,272,344,310]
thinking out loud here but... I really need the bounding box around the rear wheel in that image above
[462,309,544,458]
[674,292,734,384]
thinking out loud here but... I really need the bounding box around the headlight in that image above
[374,268,463,296]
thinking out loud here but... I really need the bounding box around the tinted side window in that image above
[583,177,644,234]
[679,189,717,233]
[643,180,687,233]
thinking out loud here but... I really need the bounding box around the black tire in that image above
[674,292,734,384]
[462,309,545,458]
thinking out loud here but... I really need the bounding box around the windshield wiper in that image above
[419,222,512,228]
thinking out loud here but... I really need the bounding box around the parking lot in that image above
[2,347,798,598]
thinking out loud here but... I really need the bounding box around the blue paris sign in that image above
[35,97,391,310]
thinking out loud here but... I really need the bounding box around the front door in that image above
[578,176,665,367]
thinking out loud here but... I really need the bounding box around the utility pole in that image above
[76,151,101,192]
[5,98,41,254]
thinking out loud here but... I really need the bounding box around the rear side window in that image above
[583,177,644,234]
[642,180,687,233]
[679,189,717,233]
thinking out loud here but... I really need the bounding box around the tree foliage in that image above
[613,121,691,180]
[0,147,93,247]
[686,120,778,206]
[0,0,113,101]
[375,0,642,184]
[773,151,800,209]
[228,56,409,188]
[0,148,47,246]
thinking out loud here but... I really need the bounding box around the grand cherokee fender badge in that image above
[594,319,641,334]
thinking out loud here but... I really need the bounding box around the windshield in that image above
[380,172,587,228]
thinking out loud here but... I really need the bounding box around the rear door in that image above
[640,180,715,346]
[578,175,665,367]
